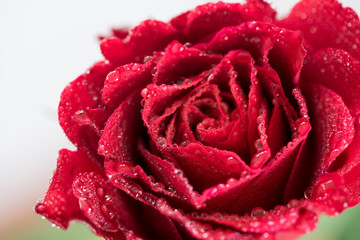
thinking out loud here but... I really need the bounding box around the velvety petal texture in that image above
[37,0,360,239]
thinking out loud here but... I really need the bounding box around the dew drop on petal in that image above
[251,207,265,217]
[255,139,263,150]
[74,110,91,124]
[115,162,134,174]
[241,171,250,178]
[156,137,167,147]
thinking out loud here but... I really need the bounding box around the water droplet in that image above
[226,178,237,186]
[300,13,307,19]
[184,79,192,85]
[115,162,134,174]
[107,71,119,82]
[294,119,311,136]
[313,179,336,201]
[255,139,263,150]
[140,99,145,107]
[184,42,192,48]
[74,110,91,124]
[175,79,184,85]
[156,137,167,147]
[287,199,300,208]
[180,141,189,147]
[251,151,268,168]
[151,67,157,77]
[227,157,239,170]
[141,88,149,99]
[241,171,250,178]
[143,55,152,63]
[36,204,46,213]
[251,207,265,217]
[309,26,317,34]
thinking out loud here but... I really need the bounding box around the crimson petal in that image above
[100,20,178,65]
[102,58,155,111]
[58,61,113,146]
[170,1,275,43]
[278,0,360,60]
[99,91,143,165]
[72,172,143,235]
[302,48,360,115]
[35,149,104,229]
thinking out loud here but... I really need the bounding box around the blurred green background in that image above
[1,204,360,240]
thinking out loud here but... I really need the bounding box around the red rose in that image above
[36,0,360,239]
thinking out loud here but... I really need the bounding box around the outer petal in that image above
[278,0,360,60]
[286,83,355,200]
[72,172,144,237]
[100,20,179,65]
[73,172,182,240]
[302,48,360,115]
[35,149,104,229]
[331,115,360,207]
[58,61,113,146]
[170,0,276,43]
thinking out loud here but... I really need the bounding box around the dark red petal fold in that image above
[302,83,354,177]
[99,91,143,165]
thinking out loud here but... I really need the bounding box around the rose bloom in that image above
[36,0,360,239]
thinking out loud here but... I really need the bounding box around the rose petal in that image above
[302,83,354,177]
[58,61,113,146]
[328,115,360,207]
[72,172,143,235]
[99,91,143,165]
[35,149,104,229]
[278,0,360,60]
[74,107,111,136]
[170,1,275,42]
[302,48,360,115]
[102,58,155,111]
[153,41,221,85]
[138,143,201,208]
[197,21,306,92]
[285,83,354,201]
[268,102,291,157]
[190,199,317,236]
[167,143,250,192]
[100,20,178,65]
[202,129,309,214]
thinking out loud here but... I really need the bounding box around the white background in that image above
[0,0,359,233]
